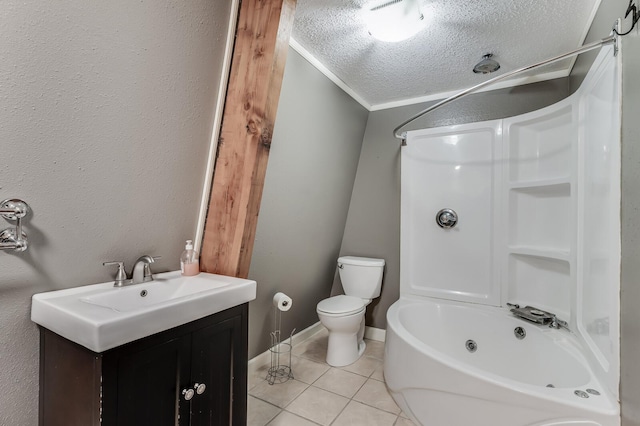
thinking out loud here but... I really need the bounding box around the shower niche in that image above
[401,45,620,399]
[506,104,574,183]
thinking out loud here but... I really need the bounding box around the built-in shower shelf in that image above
[508,177,571,190]
[508,246,571,262]
[508,182,571,251]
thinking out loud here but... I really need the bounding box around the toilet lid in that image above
[317,295,365,315]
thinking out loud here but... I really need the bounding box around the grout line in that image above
[308,370,369,400]
[286,379,313,410]
[308,365,330,386]
[248,395,282,426]
[327,397,351,426]
[280,408,323,426]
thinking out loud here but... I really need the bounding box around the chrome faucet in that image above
[131,255,160,284]
[103,255,161,287]
[509,304,570,331]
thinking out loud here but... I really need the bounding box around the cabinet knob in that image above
[194,383,206,395]
[182,388,195,401]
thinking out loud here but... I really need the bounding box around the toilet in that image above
[316,256,385,367]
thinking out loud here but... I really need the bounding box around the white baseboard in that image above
[364,326,386,342]
[291,321,326,346]
[248,321,325,371]
[248,322,386,377]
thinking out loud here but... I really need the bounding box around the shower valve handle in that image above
[436,208,458,229]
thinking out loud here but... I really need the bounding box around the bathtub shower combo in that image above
[385,43,621,425]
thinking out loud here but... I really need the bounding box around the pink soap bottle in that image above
[180,240,200,276]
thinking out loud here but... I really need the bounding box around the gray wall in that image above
[334,79,571,329]
[619,36,640,426]
[571,1,640,424]
[0,1,233,424]
[247,50,369,358]
[569,0,624,91]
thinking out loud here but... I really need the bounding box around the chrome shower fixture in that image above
[473,53,501,74]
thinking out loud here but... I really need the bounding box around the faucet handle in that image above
[550,315,570,331]
[103,261,128,287]
[147,256,161,279]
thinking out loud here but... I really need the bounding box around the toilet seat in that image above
[317,295,365,317]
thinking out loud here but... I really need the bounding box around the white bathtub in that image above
[384,297,619,426]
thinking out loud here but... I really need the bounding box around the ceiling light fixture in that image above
[365,0,427,43]
[473,53,501,74]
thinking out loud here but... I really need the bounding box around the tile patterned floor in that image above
[248,328,416,426]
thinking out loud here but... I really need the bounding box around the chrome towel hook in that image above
[0,198,30,252]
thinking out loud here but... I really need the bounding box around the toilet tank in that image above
[338,256,385,300]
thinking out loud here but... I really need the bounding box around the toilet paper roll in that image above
[273,292,292,311]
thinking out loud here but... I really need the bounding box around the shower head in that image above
[473,54,500,74]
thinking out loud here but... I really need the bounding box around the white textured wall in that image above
[0,1,233,424]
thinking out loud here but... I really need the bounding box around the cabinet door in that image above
[102,335,192,426]
[190,313,247,426]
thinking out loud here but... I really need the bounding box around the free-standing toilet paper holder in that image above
[267,295,295,385]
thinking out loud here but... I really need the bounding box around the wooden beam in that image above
[200,0,296,277]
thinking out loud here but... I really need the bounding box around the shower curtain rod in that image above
[393,34,618,144]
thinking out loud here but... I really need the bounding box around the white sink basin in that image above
[31,271,256,352]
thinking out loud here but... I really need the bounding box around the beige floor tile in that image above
[286,386,349,425]
[340,355,382,377]
[290,355,330,384]
[370,362,385,381]
[363,339,385,360]
[353,379,401,415]
[313,367,367,398]
[394,416,417,425]
[247,396,281,426]
[332,400,398,426]
[292,330,328,364]
[249,329,405,425]
[249,360,271,391]
[267,410,318,426]
[249,378,309,408]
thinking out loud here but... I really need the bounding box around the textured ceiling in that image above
[291,0,602,109]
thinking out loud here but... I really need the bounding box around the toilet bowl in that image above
[316,256,385,367]
[317,295,366,366]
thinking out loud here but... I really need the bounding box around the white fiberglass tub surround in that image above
[386,44,620,426]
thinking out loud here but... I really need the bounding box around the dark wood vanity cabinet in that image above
[39,303,248,426]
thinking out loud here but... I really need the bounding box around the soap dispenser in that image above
[180,240,200,276]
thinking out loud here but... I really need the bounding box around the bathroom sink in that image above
[80,274,232,312]
[31,271,256,352]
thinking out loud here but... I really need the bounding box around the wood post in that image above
[200,0,296,277]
